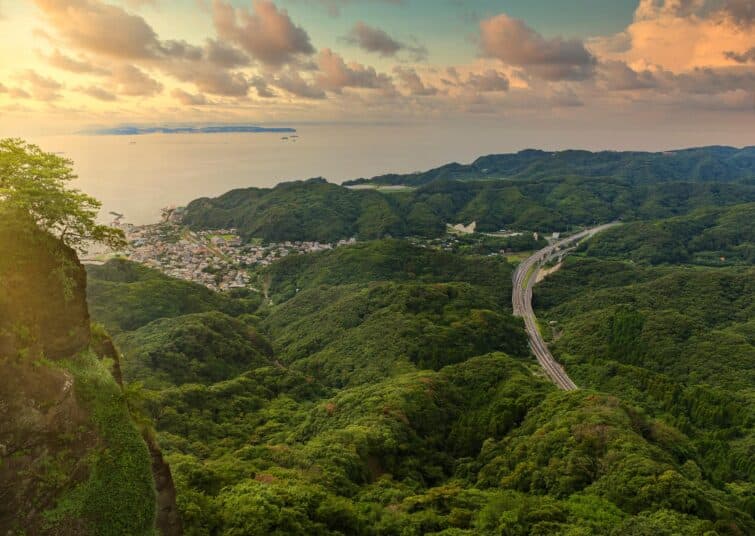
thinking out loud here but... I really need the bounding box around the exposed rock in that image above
[145,434,184,536]
[0,217,180,535]
[0,358,96,534]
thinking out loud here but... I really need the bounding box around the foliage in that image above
[580,203,755,265]
[116,311,273,388]
[79,149,755,535]
[0,138,124,251]
[262,239,515,306]
[183,178,404,243]
[183,170,755,242]
[86,259,260,334]
[348,146,755,187]
[263,282,528,387]
[85,222,755,533]
[533,212,755,504]
[43,351,156,535]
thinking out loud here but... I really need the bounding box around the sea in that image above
[28,123,526,224]
[26,121,750,225]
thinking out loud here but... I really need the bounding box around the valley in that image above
[3,142,754,535]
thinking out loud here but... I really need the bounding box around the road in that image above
[512,223,619,390]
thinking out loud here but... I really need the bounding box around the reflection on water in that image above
[30,123,523,224]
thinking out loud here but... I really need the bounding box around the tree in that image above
[0,138,125,250]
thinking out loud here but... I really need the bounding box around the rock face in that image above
[92,327,184,536]
[0,218,90,360]
[0,218,180,535]
[0,359,95,533]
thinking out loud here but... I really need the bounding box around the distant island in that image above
[82,125,297,136]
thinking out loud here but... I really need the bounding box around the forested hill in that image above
[345,146,755,187]
[85,235,755,534]
[182,147,755,243]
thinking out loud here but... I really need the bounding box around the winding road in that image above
[512,223,619,390]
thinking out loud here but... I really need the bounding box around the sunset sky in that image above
[0,0,753,139]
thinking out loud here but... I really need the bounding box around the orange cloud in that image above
[43,49,109,75]
[592,0,755,72]
[33,0,162,59]
[171,88,209,106]
[315,48,393,94]
[110,64,162,96]
[393,66,437,96]
[78,85,117,101]
[480,14,596,81]
[16,70,64,101]
[212,0,314,67]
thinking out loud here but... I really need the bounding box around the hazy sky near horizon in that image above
[0,1,753,144]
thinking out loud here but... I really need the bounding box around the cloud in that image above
[671,66,755,95]
[159,40,204,61]
[273,70,326,99]
[724,47,755,63]
[597,0,755,72]
[465,69,510,92]
[0,83,6,93]
[110,64,162,96]
[17,70,64,101]
[393,66,437,96]
[722,0,754,26]
[597,59,754,98]
[124,0,157,7]
[548,86,583,107]
[598,60,659,91]
[343,21,427,60]
[316,48,392,93]
[44,49,110,75]
[635,0,753,27]
[344,21,400,56]
[304,0,404,17]
[79,85,117,101]
[33,0,256,99]
[8,88,31,99]
[171,88,209,105]
[33,0,163,58]
[251,76,276,98]
[205,39,250,68]
[213,0,314,67]
[19,70,62,90]
[161,60,251,96]
[480,14,596,81]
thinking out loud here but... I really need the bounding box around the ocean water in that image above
[31,123,533,224]
[27,121,752,225]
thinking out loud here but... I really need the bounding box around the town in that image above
[116,218,356,292]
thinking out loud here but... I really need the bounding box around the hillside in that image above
[346,146,755,187]
[86,258,260,334]
[0,217,161,535]
[181,148,755,242]
[533,211,755,502]
[86,237,755,534]
[579,203,755,265]
[261,239,515,304]
[183,178,405,243]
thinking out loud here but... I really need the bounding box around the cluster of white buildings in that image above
[119,221,356,292]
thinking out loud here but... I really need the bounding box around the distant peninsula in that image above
[82,125,297,136]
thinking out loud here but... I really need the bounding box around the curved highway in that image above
[512,223,619,390]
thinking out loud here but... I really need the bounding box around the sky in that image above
[0,0,753,143]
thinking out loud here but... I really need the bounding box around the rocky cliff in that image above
[0,217,179,535]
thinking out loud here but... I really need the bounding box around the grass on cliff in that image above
[43,351,156,536]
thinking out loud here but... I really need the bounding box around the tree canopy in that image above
[0,138,124,250]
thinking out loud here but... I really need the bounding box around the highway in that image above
[512,223,619,390]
